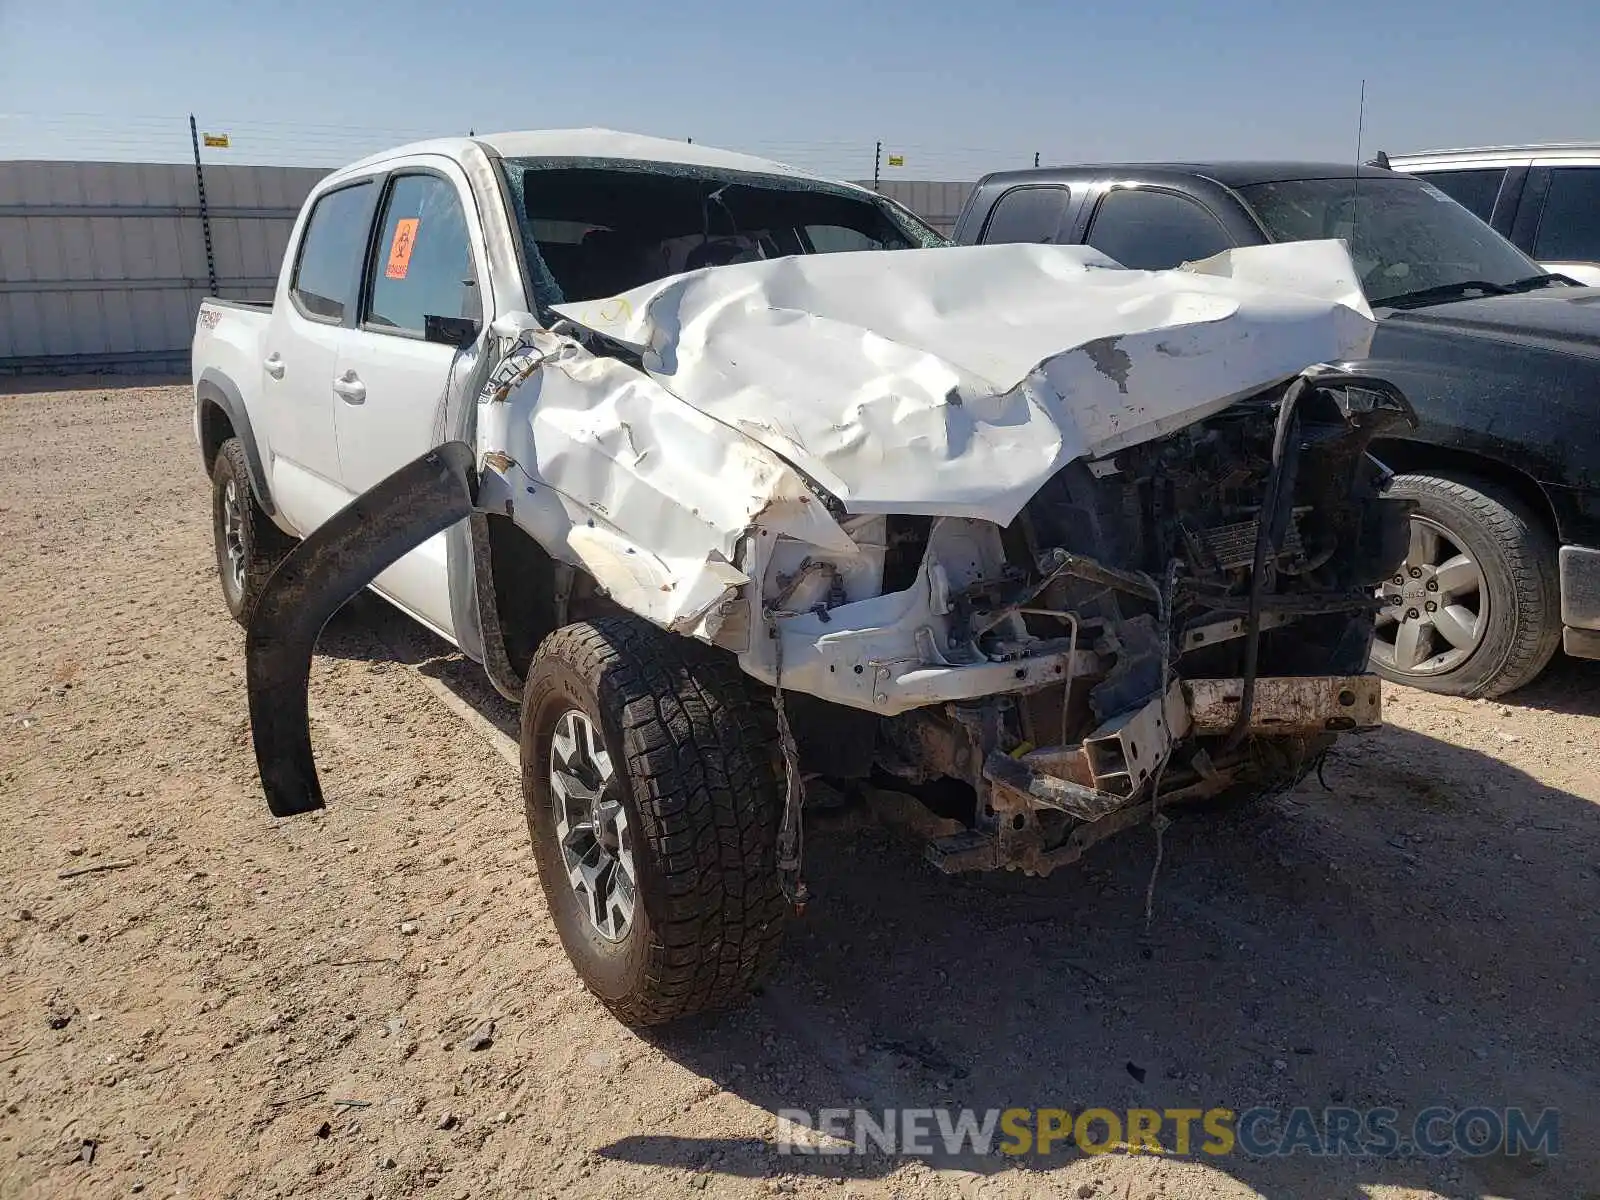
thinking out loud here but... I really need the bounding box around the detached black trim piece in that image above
[1225,374,1310,750]
[247,441,477,817]
[1559,544,1600,631]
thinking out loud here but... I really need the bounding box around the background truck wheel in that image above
[1370,473,1561,698]
[520,617,785,1026]
[211,438,291,625]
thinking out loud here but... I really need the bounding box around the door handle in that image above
[331,371,366,404]
[264,353,285,379]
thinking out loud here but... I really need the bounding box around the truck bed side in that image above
[193,297,278,519]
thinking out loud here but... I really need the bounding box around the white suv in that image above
[1386,144,1600,285]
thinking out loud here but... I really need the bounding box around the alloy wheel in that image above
[1372,515,1488,677]
[221,479,247,596]
[548,709,636,941]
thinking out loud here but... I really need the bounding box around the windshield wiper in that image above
[1377,280,1512,309]
[1379,273,1576,309]
[1501,273,1579,293]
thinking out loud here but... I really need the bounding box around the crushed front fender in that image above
[246,441,477,817]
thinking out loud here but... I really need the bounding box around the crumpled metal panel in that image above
[478,326,855,635]
[551,239,1374,525]
[735,515,1084,714]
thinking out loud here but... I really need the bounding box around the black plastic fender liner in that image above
[247,441,478,817]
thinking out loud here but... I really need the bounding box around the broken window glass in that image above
[496,159,945,312]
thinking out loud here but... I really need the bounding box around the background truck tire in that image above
[211,438,291,625]
[520,617,785,1026]
[1370,473,1561,698]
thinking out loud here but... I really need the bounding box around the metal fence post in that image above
[189,114,219,296]
[872,141,881,192]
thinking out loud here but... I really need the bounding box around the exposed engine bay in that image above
[501,235,1410,879]
[761,369,1415,876]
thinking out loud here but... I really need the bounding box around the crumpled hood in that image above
[553,240,1374,525]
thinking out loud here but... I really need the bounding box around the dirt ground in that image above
[1,381,1597,1200]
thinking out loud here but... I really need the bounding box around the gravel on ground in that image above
[2,381,1596,1199]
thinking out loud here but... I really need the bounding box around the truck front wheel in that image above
[520,617,785,1026]
[1370,473,1561,697]
[211,437,291,624]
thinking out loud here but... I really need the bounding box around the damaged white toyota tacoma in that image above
[193,130,1416,1025]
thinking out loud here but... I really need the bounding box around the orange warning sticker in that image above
[385,218,420,280]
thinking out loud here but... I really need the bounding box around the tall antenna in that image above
[1351,79,1367,248]
[1353,78,1367,168]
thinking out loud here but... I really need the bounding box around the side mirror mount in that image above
[489,310,543,339]
[423,314,480,349]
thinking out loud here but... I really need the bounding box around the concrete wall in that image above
[0,160,973,375]
[0,160,327,374]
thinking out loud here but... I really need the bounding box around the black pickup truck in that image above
[954,162,1600,697]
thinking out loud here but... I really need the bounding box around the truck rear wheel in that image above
[520,617,785,1026]
[211,438,291,625]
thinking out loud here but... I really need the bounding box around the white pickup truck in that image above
[194,129,1415,1025]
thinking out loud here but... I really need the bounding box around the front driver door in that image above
[331,163,488,638]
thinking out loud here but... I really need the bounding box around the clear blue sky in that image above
[2,0,1596,179]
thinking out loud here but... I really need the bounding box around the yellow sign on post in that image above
[887,154,905,167]
[203,133,230,149]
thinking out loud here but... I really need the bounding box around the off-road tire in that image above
[211,438,292,625]
[1373,474,1561,698]
[520,617,785,1026]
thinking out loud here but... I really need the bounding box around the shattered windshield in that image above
[1239,176,1543,306]
[498,158,946,312]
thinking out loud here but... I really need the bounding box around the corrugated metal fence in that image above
[870,180,974,236]
[0,160,328,374]
[0,160,972,375]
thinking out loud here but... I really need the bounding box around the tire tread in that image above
[524,617,784,1025]
[1385,473,1561,697]
[212,438,291,625]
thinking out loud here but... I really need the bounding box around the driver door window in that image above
[1086,188,1233,269]
[980,186,1072,244]
[365,173,480,335]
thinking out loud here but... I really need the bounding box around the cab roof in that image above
[978,162,1403,190]
[338,128,842,186]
